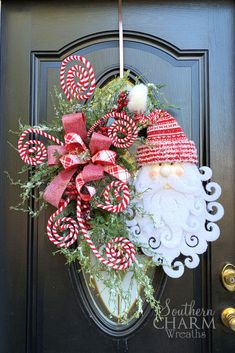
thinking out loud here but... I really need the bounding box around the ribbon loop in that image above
[48,145,67,166]
[64,132,88,152]
[92,150,116,165]
[89,132,112,155]
[62,113,87,140]
[60,153,89,170]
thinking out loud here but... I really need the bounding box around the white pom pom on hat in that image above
[127,84,148,113]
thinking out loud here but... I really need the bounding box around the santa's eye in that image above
[170,162,174,165]
[159,163,162,166]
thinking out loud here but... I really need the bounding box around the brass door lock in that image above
[221,264,235,291]
[221,308,235,331]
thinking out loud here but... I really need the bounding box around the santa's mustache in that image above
[147,175,200,195]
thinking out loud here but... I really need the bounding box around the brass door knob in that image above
[221,308,235,331]
[221,264,235,291]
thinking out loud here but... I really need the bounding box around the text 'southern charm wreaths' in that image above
[18,55,137,271]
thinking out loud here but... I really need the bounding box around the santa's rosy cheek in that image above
[148,170,159,178]
[175,166,185,177]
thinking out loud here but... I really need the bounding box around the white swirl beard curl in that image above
[127,163,224,278]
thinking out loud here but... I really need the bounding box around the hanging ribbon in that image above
[118,0,124,78]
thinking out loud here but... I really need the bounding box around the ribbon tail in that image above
[75,173,96,202]
[43,168,77,208]
[75,163,104,201]
[103,164,130,183]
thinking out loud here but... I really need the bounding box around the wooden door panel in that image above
[1,1,234,353]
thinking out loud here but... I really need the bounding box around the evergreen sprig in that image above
[8,73,177,322]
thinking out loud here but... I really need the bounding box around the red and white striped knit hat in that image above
[137,109,198,166]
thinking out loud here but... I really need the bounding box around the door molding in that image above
[28,29,210,340]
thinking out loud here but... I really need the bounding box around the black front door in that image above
[1,1,234,353]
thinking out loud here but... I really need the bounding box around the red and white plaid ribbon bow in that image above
[43,113,130,207]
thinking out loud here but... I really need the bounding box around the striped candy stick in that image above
[18,128,64,166]
[60,55,96,101]
[87,111,121,137]
[87,111,138,149]
[47,197,79,248]
[76,195,136,270]
[96,180,130,213]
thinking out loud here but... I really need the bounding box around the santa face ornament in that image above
[127,110,224,278]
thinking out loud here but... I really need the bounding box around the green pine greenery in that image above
[7,72,176,323]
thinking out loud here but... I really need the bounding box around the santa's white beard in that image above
[141,189,205,248]
[127,163,224,278]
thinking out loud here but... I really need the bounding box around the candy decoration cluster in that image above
[76,194,136,270]
[47,197,78,248]
[17,54,138,271]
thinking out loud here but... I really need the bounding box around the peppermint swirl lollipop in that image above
[105,237,136,270]
[107,112,138,148]
[96,181,130,213]
[47,198,78,248]
[87,111,138,149]
[60,55,96,101]
[76,195,135,270]
[18,128,64,166]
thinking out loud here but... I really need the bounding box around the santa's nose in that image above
[160,164,172,177]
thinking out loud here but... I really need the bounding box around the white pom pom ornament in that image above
[127,84,148,113]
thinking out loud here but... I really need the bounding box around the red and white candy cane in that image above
[87,115,108,137]
[18,128,64,166]
[60,55,96,101]
[47,197,79,248]
[87,111,138,148]
[76,195,136,270]
[96,180,130,213]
